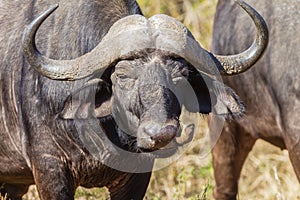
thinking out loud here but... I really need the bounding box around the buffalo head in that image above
[22,1,268,152]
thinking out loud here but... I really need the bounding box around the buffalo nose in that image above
[144,123,161,137]
[144,123,177,148]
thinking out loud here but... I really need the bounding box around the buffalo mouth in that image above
[136,117,193,152]
[105,108,196,159]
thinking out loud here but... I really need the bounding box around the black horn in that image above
[214,0,269,75]
[22,6,155,80]
[22,0,268,80]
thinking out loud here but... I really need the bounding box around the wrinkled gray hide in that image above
[212,0,300,199]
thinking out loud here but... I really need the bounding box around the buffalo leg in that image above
[31,156,75,200]
[0,182,5,198]
[212,123,256,200]
[0,183,29,200]
[285,130,300,182]
[109,172,152,200]
[288,146,300,182]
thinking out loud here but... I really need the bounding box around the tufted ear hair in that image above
[59,79,112,119]
[187,72,244,119]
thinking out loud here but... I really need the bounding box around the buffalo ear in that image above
[188,73,244,119]
[211,80,245,119]
[59,79,112,119]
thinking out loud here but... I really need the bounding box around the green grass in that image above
[74,188,109,200]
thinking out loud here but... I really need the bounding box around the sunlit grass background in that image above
[138,0,217,49]
[5,0,300,199]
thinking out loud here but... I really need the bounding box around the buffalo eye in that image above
[116,73,129,80]
[113,71,136,90]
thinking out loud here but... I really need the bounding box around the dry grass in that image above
[20,120,300,200]
[144,113,300,200]
[137,0,217,49]
[19,133,300,200]
[239,140,300,200]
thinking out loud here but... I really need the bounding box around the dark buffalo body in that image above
[1,1,151,199]
[0,0,268,199]
[212,0,300,199]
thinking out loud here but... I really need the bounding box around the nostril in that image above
[138,122,179,149]
[162,125,177,135]
[144,123,177,142]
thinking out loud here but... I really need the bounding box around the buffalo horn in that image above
[22,0,268,80]
[214,0,269,75]
[22,5,155,80]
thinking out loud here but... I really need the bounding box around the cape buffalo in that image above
[212,0,300,199]
[0,0,267,199]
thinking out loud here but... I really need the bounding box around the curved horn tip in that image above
[37,4,59,21]
[22,4,59,42]
[41,4,59,20]
[214,0,268,76]
[32,4,59,27]
[48,4,59,12]
[234,0,246,6]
